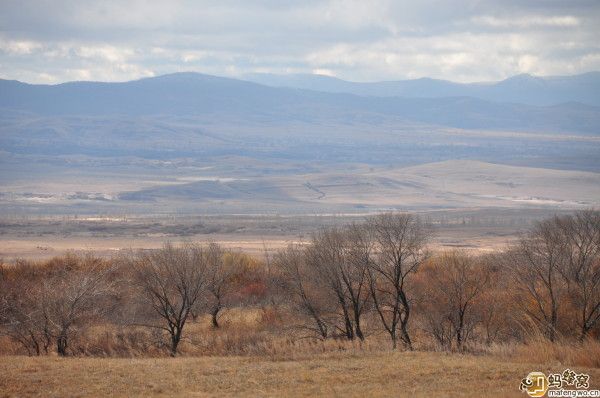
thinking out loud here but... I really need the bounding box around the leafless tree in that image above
[130,243,207,356]
[41,256,116,356]
[508,218,566,342]
[275,244,330,339]
[422,252,489,350]
[342,223,374,341]
[1,281,52,356]
[556,210,600,340]
[367,213,430,350]
[478,265,514,345]
[306,225,370,340]
[205,243,242,328]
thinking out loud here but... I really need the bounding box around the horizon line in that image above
[2,70,599,87]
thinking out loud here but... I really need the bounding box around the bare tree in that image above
[556,210,600,340]
[275,244,330,339]
[421,304,454,349]
[367,213,430,350]
[41,256,116,356]
[422,252,489,351]
[1,254,119,356]
[131,243,207,356]
[478,261,515,345]
[1,281,52,356]
[508,218,567,342]
[342,223,374,341]
[205,243,242,328]
[306,225,370,341]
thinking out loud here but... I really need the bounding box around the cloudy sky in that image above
[1,0,599,84]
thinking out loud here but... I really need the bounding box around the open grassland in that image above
[3,350,600,398]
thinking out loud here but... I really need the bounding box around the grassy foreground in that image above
[2,351,600,397]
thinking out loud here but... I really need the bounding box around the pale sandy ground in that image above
[0,229,516,261]
[0,235,295,260]
[2,160,598,216]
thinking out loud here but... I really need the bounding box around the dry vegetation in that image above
[1,210,599,396]
[4,351,600,398]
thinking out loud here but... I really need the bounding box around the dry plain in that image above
[0,208,555,260]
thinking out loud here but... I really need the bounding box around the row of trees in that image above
[277,214,429,349]
[0,244,257,356]
[507,210,600,341]
[1,211,599,356]
[0,255,117,356]
[277,211,600,350]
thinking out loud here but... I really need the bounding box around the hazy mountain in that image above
[1,72,599,215]
[243,72,600,107]
[1,72,599,135]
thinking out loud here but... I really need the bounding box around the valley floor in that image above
[0,209,555,260]
[2,351,600,397]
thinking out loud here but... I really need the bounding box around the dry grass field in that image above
[3,350,600,398]
[2,306,599,397]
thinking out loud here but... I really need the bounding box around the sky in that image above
[1,0,599,84]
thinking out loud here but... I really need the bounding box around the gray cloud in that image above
[1,0,599,83]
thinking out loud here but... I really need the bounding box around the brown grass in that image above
[4,350,600,398]
[2,309,600,397]
[486,338,600,368]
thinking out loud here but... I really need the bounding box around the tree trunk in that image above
[390,331,397,349]
[456,311,464,351]
[211,305,221,329]
[43,323,52,354]
[399,292,413,350]
[170,329,181,357]
[548,305,557,342]
[57,332,68,356]
[400,321,413,350]
[341,305,354,340]
[316,318,328,339]
[344,314,354,340]
[29,331,40,356]
[354,316,365,341]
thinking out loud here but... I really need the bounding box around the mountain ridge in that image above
[243,71,600,106]
[1,72,599,135]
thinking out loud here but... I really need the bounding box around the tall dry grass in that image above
[5,304,597,369]
[24,307,384,360]
[484,338,600,368]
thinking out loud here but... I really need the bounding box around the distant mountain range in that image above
[1,72,599,215]
[1,72,599,135]
[244,72,600,107]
